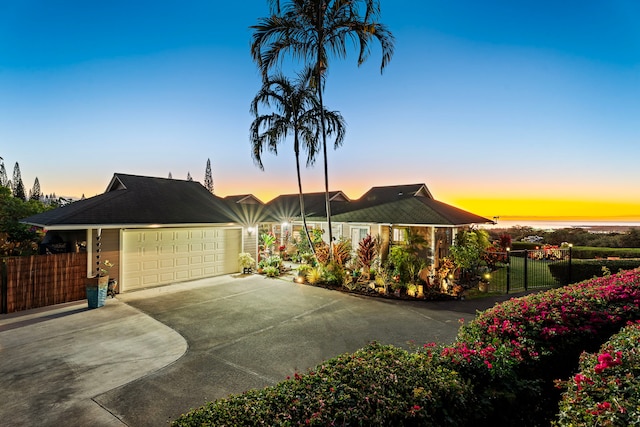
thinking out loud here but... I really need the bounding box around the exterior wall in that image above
[434,227,454,268]
[379,225,391,263]
[242,227,258,264]
[88,228,120,281]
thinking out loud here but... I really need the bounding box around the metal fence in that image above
[488,247,572,294]
[0,253,87,314]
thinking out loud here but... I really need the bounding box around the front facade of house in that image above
[24,176,490,293]
[24,174,268,292]
[265,184,492,268]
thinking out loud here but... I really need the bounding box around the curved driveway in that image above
[1,273,515,426]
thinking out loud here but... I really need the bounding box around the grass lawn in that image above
[489,257,560,293]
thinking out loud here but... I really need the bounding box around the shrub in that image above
[306,266,323,285]
[172,343,473,427]
[258,255,282,270]
[555,321,640,426]
[549,259,640,285]
[357,234,377,279]
[322,261,346,286]
[570,246,640,259]
[436,269,640,426]
[263,265,279,277]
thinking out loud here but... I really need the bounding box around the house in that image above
[265,184,492,267]
[22,174,268,292]
[23,175,490,293]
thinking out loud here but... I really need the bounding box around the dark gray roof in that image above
[224,194,265,205]
[355,183,433,208]
[22,174,267,228]
[23,176,490,229]
[267,191,351,221]
[332,197,491,226]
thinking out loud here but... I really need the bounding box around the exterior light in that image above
[247,227,255,235]
[484,273,491,281]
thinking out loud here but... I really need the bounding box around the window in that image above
[393,227,408,243]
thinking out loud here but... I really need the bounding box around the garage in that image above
[121,227,242,291]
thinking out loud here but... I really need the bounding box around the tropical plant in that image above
[250,69,345,252]
[259,232,276,255]
[238,252,256,270]
[306,266,323,284]
[263,265,280,277]
[251,0,395,249]
[449,229,491,283]
[357,234,377,280]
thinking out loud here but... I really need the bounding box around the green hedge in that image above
[571,246,640,259]
[555,321,640,426]
[173,343,472,426]
[548,259,640,285]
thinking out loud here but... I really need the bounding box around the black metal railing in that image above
[487,247,572,294]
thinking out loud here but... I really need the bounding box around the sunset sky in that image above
[1,1,639,222]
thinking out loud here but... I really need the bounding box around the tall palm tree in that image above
[250,69,346,251]
[251,0,394,248]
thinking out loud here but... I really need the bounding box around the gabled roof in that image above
[267,191,351,221]
[355,184,433,208]
[22,174,242,229]
[224,194,264,205]
[332,197,491,227]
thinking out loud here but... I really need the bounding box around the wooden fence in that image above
[0,253,87,314]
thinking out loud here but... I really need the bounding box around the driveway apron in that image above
[1,273,515,427]
[96,274,506,426]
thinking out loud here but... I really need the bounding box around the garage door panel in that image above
[159,259,174,269]
[160,245,174,254]
[143,260,159,270]
[143,274,159,285]
[122,227,242,291]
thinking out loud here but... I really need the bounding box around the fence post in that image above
[523,249,528,291]
[1,258,6,314]
[506,247,511,294]
[567,245,572,285]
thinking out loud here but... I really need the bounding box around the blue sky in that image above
[1,0,639,220]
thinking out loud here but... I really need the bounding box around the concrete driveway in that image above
[0,273,513,427]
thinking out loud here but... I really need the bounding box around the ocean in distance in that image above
[481,220,640,231]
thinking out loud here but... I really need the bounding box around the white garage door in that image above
[121,227,242,291]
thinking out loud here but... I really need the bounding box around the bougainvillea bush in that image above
[555,321,640,426]
[172,343,472,426]
[436,269,640,425]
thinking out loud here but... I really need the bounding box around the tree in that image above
[0,161,7,187]
[0,185,52,256]
[12,162,26,201]
[251,0,394,247]
[250,69,345,250]
[168,172,173,179]
[204,158,214,194]
[186,172,193,181]
[30,177,41,201]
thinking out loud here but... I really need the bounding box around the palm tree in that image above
[250,68,346,251]
[251,0,394,247]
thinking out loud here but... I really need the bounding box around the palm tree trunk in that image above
[294,137,315,254]
[316,0,334,260]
